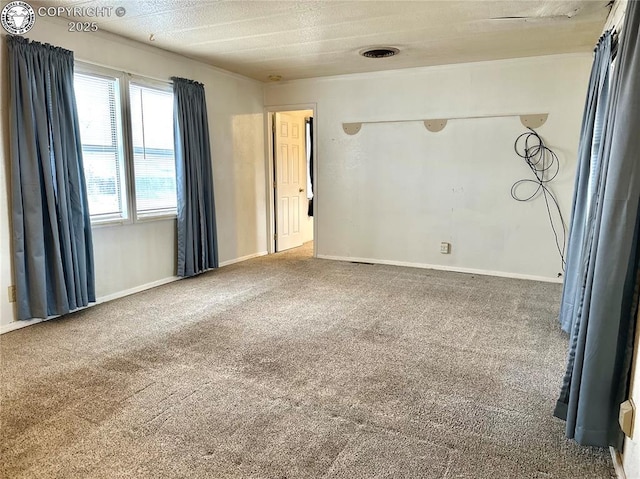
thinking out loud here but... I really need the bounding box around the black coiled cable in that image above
[511,128,566,273]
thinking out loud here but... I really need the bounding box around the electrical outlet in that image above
[440,242,451,254]
[8,285,16,303]
[620,399,635,438]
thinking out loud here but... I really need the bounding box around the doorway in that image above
[267,108,315,254]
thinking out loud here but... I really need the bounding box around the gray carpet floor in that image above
[1,243,614,478]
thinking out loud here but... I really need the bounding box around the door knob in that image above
[299,188,304,192]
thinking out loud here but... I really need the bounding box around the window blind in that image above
[129,83,177,216]
[74,73,125,220]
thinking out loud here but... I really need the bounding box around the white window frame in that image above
[128,76,178,222]
[74,62,177,226]
[75,63,130,226]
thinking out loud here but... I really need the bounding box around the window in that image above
[74,72,127,221]
[74,65,176,224]
[129,83,177,217]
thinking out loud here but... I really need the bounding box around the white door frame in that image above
[264,103,318,257]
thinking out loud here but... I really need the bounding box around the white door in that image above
[275,112,305,251]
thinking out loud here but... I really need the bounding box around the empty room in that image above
[1,0,640,477]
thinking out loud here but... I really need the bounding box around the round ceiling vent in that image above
[359,47,400,58]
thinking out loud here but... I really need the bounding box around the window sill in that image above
[90,217,131,229]
[90,215,177,229]
[135,213,177,223]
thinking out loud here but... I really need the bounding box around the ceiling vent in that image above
[359,47,399,58]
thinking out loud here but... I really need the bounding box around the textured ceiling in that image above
[32,1,610,81]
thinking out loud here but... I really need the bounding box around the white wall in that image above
[265,54,592,280]
[0,18,267,330]
[624,307,640,478]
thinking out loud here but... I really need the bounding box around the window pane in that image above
[130,84,177,216]
[74,73,125,219]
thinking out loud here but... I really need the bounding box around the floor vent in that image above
[360,47,399,58]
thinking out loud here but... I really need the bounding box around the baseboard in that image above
[1,316,50,335]
[610,446,626,479]
[1,250,270,335]
[219,251,268,267]
[316,254,563,284]
[0,276,181,335]
[95,276,181,304]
